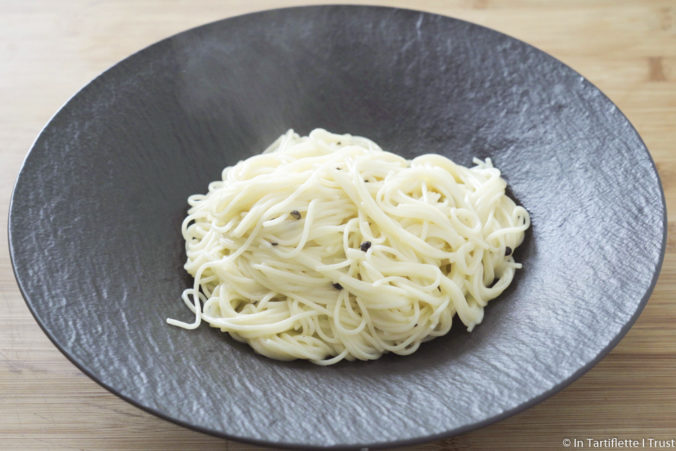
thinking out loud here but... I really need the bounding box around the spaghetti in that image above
[168,129,530,365]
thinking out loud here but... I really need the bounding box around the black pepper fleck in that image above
[270,242,278,246]
[360,241,372,252]
[290,210,301,220]
[505,246,512,256]
[332,282,343,290]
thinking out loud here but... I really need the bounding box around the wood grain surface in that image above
[1,1,674,449]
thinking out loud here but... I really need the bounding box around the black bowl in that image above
[9,5,666,448]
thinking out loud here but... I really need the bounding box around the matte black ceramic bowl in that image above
[9,5,666,449]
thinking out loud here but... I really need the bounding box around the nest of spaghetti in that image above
[169,129,530,365]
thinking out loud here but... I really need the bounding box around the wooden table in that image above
[1,1,674,449]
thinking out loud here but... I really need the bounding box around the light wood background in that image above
[1,1,674,450]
